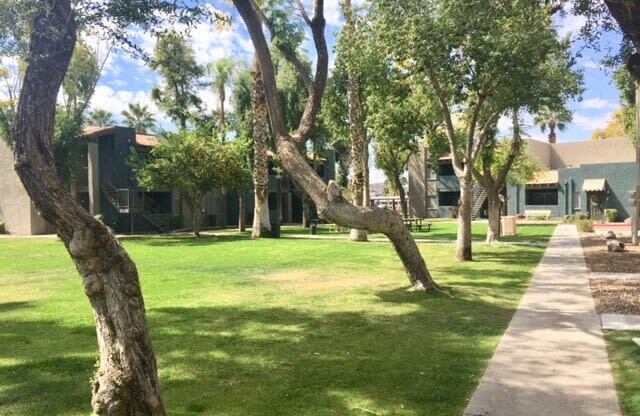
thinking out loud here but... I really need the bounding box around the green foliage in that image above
[150,30,203,129]
[0,221,5,234]
[613,68,637,140]
[577,219,594,232]
[136,132,250,207]
[87,109,114,127]
[564,212,588,223]
[231,67,254,142]
[604,209,619,223]
[121,103,156,134]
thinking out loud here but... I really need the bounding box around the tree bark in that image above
[238,192,246,232]
[251,59,272,237]
[456,173,473,261]
[344,0,368,242]
[190,198,202,237]
[302,192,311,227]
[394,173,408,219]
[13,2,166,414]
[485,191,502,243]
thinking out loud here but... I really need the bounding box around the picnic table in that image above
[403,218,432,232]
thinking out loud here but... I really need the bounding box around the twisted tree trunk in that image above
[251,60,272,237]
[235,0,439,291]
[485,191,502,243]
[13,2,165,414]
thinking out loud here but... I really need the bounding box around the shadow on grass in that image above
[1,296,515,416]
[123,234,253,247]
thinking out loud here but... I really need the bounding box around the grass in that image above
[604,331,640,415]
[282,221,556,244]
[0,228,553,415]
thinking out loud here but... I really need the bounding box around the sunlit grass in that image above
[0,232,551,415]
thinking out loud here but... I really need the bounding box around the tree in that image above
[591,109,628,140]
[137,132,250,237]
[150,30,203,130]
[8,1,168,413]
[341,0,369,241]
[234,0,439,291]
[371,0,582,261]
[122,103,156,134]
[88,109,114,126]
[473,111,541,243]
[210,57,235,132]
[0,61,22,146]
[534,107,572,143]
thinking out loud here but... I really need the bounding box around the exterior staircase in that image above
[102,180,131,213]
[471,187,488,220]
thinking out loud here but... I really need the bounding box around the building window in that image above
[525,188,558,206]
[572,191,581,210]
[438,191,460,206]
[438,162,455,176]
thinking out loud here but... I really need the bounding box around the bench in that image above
[524,210,552,220]
[403,218,432,232]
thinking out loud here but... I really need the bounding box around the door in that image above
[587,192,604,221]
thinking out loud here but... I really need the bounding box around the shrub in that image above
[577,219,594,232]
[0,221,5,234]
[604,209,618,223]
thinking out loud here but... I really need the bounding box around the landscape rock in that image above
[607,240,625,252]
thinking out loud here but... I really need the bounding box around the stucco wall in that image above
[550,138,635,168]
[0,139,35,234]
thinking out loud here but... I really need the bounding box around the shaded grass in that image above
[0,235,548,415]
[281,222,556,244]
[604,331,640,415]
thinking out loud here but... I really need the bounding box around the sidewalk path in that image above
[465,224,621,416]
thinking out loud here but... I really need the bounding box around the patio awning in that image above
[583,178,607,192]
[527,170,559,186]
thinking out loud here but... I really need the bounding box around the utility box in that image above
[500,216,517,236]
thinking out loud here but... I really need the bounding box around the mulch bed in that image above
[590,279,640,315]
[581,233,640,314]
[580,234,640,273]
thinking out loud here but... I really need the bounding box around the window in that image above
[572,191,581,210]
[438,191,460,206]
[438,162,455,176]
[525,188,558,206]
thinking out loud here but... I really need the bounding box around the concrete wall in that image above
[0,138,53,234]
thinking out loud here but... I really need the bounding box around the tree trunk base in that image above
[348,228,368,241]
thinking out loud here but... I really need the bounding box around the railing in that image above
[471,187,488,219]
[102,180,130,213]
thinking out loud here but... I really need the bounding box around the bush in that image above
[0,221,5,234]
[604,209,618,223]
[565,213,589,223]
[577,219,594,232]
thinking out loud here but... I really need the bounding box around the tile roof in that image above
[81,126,160,148]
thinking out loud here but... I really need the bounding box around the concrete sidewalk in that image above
[465,224,621,416]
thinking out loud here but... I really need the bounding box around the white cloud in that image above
[580,98,619,110]
[573,111,614,131]
[555,13,587,38]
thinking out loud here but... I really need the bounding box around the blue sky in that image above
[89,3,627,183]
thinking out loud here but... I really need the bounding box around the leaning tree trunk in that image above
[347,75,368,242]
[485,190,502,244]
[278,138,438,290]
[13,2,166,414]
[251,61,272,238]
[456,173,473,261]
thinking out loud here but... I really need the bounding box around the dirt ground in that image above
[580,233,640,273]
[590,279,640,314]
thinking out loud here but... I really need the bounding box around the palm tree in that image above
[87,109,114,127]
[533,107,572,144]
[121,103,156,134]
[209,58,235,132]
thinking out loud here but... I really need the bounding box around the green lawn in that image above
[0,229,552,415]
[282,221,556,244]
[605,331,640,415]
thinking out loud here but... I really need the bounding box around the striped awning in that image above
[527,170,559,186]
[583,178,607,192]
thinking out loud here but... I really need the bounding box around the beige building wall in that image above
[0,139,47,234]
